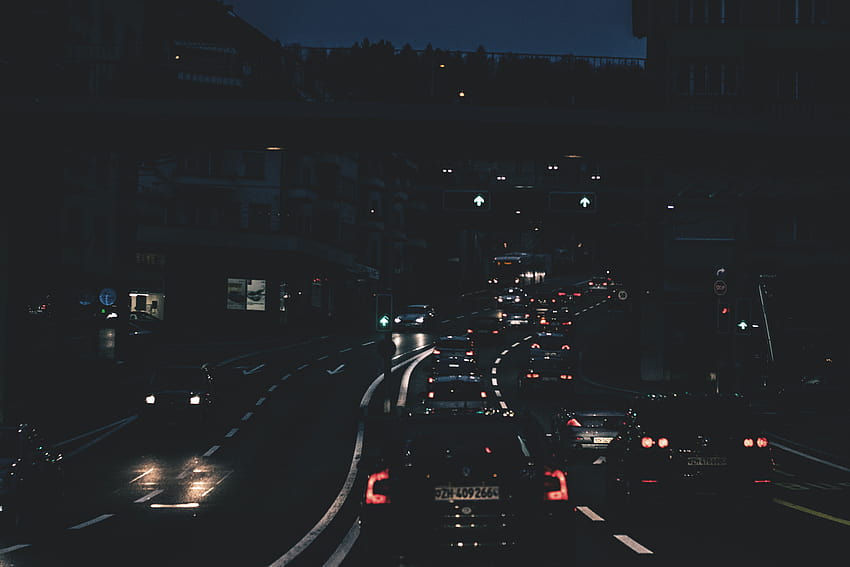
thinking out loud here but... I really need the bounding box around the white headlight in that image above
[415,317,425,323]
[145,395,156,405]
[394,316,402,323]
[189,395,201,405]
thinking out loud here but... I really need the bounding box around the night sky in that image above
[228,0,646,58]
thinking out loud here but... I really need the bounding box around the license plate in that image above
[687,456,727,466]
[434,486,500,501]
[593,437,613,444]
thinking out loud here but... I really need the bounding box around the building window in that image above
[226,278,246,310]
[243,152,265,179]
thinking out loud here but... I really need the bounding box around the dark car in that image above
[605,393,773,504]
[359,413,574,564]
[141,365,216,427]
[432,335,477,365]
[393,304,436,331]
[537,308,573,331]
[528,331,573,360]
[430,359,482,379]
[0,424,64,530]
[466,316,504,342]
[527,293,558,318]
[518,355,577,395]
[552,398,627,452]
[417,375,500,416]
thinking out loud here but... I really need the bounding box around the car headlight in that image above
[145,395,156,405]
[415,317,425,323]
[189,395,201,405]
[394,316,402,323]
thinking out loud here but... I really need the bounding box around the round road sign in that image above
[617,290,628,301]
[713,280,728,296]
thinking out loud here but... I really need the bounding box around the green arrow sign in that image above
[737,320,748,331]
[378,314,390,328]
[473,194,486,207]
[579,196,591,208]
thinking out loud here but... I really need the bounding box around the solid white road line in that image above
[134,489,163,504]
[225,428,238,438]
[203,445,220,457]
[577,506,605,522]
[323,519,361,567]
[68,514,115,530]
[613,534,653,554]
[770,440,850,473]
[60,415,139,459]
[0,544,31,554]
[396,350,434,407]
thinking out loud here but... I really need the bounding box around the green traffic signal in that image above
[375,293,393,332]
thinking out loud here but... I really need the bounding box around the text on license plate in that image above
[593,437,613,444]
[687,456,727,466]
[434,486,500,501]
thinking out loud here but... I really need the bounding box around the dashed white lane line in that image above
[491,368,498,375]
[501,350,509,356]
[441,319,451,324]
[134,489,163,504]
[494,357,502,364]
[297,363,310,370]
[225,428,238,438]
[69,514,115,530]
[0,544,31,554]
[511,342,521,348]
[203,445,220,457]
[523,335,532,340]
[317,355,329,361]
[267,384,278,393]
[256,397,267,406]
[454,315,463,320]
[577,506,605,522]
[499,401,508,409]
[593,456,607,465]
[362,341,375,346]
[281,373,291,381]
[491,378,498,386]
[340,347,353,353]
[494,390,502,397]
[471,311,479,315]
[614,535,654,554]
[129,468,154,484]
[241,412,254,421]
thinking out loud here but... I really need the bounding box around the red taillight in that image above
[427,376,435,383]
[757,437,769,448]
[543,468,569,501]
[531,343,540,349]
[480,391,487,398]
[743,438,754,448]
[754,479,771,483]
[433,348,441,355]
[566,418,581,427]
[560,374,573,380]
[467,328,473,334]
[558,292,566,296]
[465,350,474,356]
[588,281,594,286]
[563,321,572,326]
[561,344,570,350]
[365,469,390,504]
[427,391,435,398]
[657,437,669,448]
[539,319,548,325]
[573,292,581,297]
[526,373,539,378]
[640,436,654,448]
[491,329,499,334]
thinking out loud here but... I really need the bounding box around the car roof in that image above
[430,374,482,383]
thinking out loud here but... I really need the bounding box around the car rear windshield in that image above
[437,338,470,349]
[532,336,570,350]
[402,428,531,460]
[150,368,209,390]
[430,382,485,400]
[636,399,757,433]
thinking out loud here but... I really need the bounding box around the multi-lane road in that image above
[1,279,847,566]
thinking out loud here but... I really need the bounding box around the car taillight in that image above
[467,328,473,334]
[743,438,754,448]
[491,329,499,334]
[745,437,769,448]
[540,319,549,325]
[526,373,539,378]
[563,321,572,326]
[427,391,435,398]
[428,377,435,383]
[466,350,474,356]
[566,418,581,427]
[561,344,570,350]
[640,436,654,448]
[757,437,769,448]
[433,348,441,355]
[657,437,669,448]
[560,374,573,380]
[531,343,540,349]
[365,469,390,504]
[480,391,487,398]
[543,468,569,501]
[573,292,582,297]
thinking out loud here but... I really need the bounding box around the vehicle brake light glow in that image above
[543,468,569,501]
[573,292,582,297]
[641,436,654,448]
[757,437,768,448]
[657,437,669,448]
[365,469,390,504]
[743,438,754,448]
[754,479,771,483]
[527,373,539,378]
[531,343,540,349]
[480,391,487,398]
[189,395,201,405]
[428,377,435,383]
[566,418,581,427]
[491,329,500,334]
[558,292,566,296]
[561,344,570,350]
[467,329,473,334]
[466,350,474,356]
[427,392,435,398]
[560,374,572,380]
[433,349,441,355]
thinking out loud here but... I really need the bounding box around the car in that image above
[527,292,558,317]
[494,287,526,306]
[359,413,574,564]
[0,424,64,530]
[432,335,476,365]
[528,331,573,359]
[466,316,504,342]
[537,307,573,331]
[552,397,628,451]
[498,309,531,327]
[605,392,773,504]
[141,364,216,427]
[553,285,584,303]
[416,374,500,415]
[586,274,614,293]
[430,358,482,379]
[518,355,577,395]
[393,304,436,331]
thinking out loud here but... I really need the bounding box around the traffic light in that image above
[735,298,752,334]
[443,190,491,211]
[548,192,596,212]
[717,302,731,334]
[375,293,393,332]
